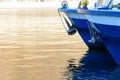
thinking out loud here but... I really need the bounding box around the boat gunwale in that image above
[59,8,78,13]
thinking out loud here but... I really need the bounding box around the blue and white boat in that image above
[85,0,120,64]
[58,0,105,49]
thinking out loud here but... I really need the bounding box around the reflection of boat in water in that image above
[85,0,120,64]
[58,0,105,49]
[64,50,117,80]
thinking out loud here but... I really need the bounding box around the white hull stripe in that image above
[66,13,87,20]
[87,15,120,26]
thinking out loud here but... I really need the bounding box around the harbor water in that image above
[0,8,117,80]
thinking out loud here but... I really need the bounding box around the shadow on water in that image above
[62,48,118,80]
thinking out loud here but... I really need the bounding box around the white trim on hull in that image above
[86,15,120,26]
[66,13,87,20]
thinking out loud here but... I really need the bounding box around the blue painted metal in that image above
[59,8,104,48]
[86,9,120,64]
[60,8,78,13]
[94,23,120,64]
[72,18,88,29]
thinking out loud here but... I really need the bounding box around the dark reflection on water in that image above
[108,66,120,80]
[63,49,117,80]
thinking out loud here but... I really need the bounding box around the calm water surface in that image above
[0,8,117,80]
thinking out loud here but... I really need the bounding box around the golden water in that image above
[0,8,87,80]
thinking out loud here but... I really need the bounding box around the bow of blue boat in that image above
[58,1,105,49]
[84,0,120,65]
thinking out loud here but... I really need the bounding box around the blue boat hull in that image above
[70,18,104,48]
[59,8,105,49]
[85,9,120,64]
[94,23,120,64]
